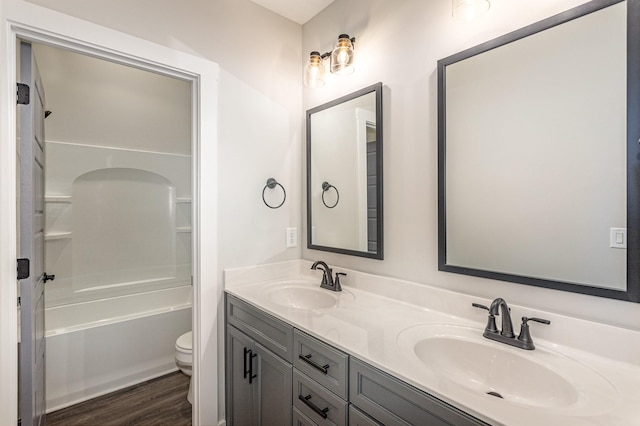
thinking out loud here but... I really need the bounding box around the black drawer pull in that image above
[243,348,258,383]
[298,394,329,419]
[243,347,250,379]
[299,354,330,374]
[249,351,257,384]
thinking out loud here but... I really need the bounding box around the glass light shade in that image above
[452,0,490,21]
[304,51,326,88]
[330,34,355,75]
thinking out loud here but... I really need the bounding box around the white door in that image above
[19,40,49,426]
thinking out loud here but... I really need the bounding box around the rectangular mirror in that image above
[438,0,640,302]
[307,82,383,259]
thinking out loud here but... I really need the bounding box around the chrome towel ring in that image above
[321,181,339,208]
[262,178,286,209]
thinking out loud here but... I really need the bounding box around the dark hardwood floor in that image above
[46,372,192,426]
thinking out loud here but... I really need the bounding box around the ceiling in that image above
[248,0,335,24]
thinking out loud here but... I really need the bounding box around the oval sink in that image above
[267,283,355,310]
[397,324,616,412]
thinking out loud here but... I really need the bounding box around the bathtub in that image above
[44,285,192,412]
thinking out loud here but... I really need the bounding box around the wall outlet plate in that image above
[286,227,297,248]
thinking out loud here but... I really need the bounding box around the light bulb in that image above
[330,34,354,75]
[304,51,326,88]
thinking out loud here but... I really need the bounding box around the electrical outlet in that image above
[286,227,297,248]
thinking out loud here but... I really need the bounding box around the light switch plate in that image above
[610,228,627,249]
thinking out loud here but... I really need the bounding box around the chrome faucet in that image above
[310,261,344,292]
[473,298,550,350]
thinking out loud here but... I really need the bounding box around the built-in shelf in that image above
[45,195,72,203]
[176,227,192,233]
[176,198,192,204]
[45,232,72,241]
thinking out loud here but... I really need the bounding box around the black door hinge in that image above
[17,83,30,105]
[17,258,30,279]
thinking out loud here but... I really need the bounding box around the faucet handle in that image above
[523,317,551,325]
[334,272,346,291]
[517,316,550,350]
[472,303,489,311]
[472,302,498,334]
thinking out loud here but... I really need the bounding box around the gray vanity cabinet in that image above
[226,326,256,425]
[225,293,488,426]
[349,358,487,426]
[292,331,349,425]
[226,296,294,426]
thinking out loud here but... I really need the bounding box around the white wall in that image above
[302,0,640,331]
[33,43,192,154]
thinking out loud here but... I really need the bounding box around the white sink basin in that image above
[267,282,355,310]
[397,324,616,412]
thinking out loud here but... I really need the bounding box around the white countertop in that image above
[224,260,640,426]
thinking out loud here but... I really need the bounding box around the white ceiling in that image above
[248,0,335,24]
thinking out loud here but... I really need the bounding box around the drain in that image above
[486,391,503,399]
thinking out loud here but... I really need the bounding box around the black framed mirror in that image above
[307,82,383,259]
[438,0,640,302]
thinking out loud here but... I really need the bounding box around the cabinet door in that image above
[348,406,381,426]
[226,326,257,426]
[350,358,488,426]
[256,342,293,426]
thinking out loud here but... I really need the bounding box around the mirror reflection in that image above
[438,0,640,302]
[307,83,383,259]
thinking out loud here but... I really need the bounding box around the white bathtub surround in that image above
[45,286,192,412]
[44,141,192,307]
[224,260,640,425]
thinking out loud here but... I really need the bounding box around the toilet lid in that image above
[176,331,192,351]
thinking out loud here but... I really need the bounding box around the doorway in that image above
[1,12,219,426]
[20,41,194,418]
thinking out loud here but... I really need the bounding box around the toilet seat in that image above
[175,331,193,372]
[175,331,192,352]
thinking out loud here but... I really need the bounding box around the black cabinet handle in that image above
[298,354,329,375]
[243,348,250,379]
[249,351,257,384]
[298,394,329,419]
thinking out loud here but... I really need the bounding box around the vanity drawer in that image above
[293,369,347,426]
[294,330,349,399]
[294,407,319,426]
[226,294,294,362]
[350,358,488,426]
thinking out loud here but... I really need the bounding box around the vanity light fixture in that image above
[452,0,490,21]
[304,51,326,88]
[304,34,356,88]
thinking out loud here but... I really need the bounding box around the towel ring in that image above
[262,178,286,209]
[321,181,339,208]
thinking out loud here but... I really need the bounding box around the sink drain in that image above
[486,391,503,399]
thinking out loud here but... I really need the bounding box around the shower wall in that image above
[44,141,192,306]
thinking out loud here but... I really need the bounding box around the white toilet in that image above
[175,331,193,404]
